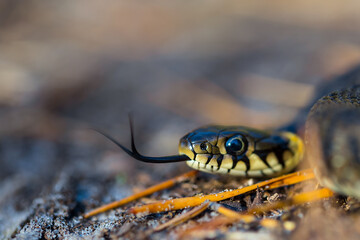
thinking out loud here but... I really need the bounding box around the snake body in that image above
[178,66,360,197]
[100,64,360,198]
[306,85,360,198]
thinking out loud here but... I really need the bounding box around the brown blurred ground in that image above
[1,1,360,239]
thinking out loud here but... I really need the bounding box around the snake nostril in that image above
[200,142,207,151]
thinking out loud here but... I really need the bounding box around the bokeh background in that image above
[1,1,360,239]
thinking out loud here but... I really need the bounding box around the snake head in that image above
[179,126,303,177]
[96,117,303,177]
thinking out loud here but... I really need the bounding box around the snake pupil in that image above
[225,138,244,153]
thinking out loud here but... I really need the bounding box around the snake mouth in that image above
[95,117,190,163]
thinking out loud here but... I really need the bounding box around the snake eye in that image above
[225,136,247,155]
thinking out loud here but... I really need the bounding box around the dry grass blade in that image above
[84,170,198,218]
[128,169,315,215]
[179,187,333,238]
[211,202,280,229]
[265,170,315,189]
[153,201,210,232]
[176,216,232,239]
[248,188,334,214]
[213,203,255,222]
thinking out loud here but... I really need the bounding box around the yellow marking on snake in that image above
[249,154,270,171]
[219,155,235,169]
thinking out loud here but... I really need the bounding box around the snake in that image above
[98,64,360,198]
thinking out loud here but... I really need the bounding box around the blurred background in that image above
[1,1,360,238]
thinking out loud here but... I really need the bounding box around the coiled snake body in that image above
[306,84,360,198]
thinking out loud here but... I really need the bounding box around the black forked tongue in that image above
[95,118,190,163]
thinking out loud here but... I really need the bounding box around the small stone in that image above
[283,221,296,232]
